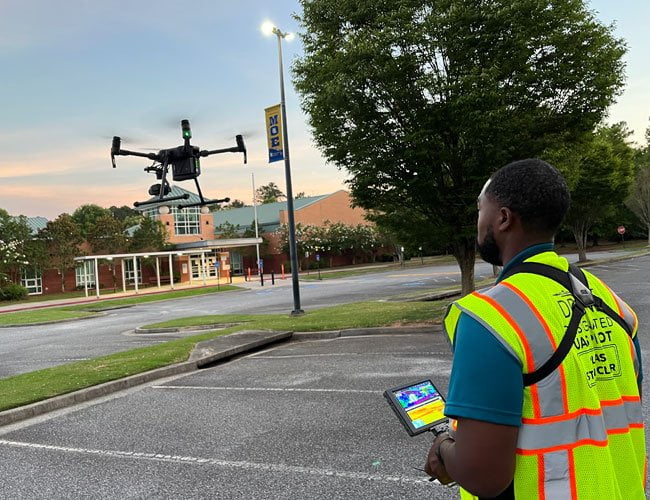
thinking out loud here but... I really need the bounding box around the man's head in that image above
[477,159,570,266]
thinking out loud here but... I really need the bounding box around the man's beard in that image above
[477,227,502,266]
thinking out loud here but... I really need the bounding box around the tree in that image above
[626,125,650,243]
[562,124,635,261]
[129,217,168,252]
[226,199,247,209]
[40,214,83,292]
[87,215,129,289]
[109,205,139,221]
[0,209,32,283]
[215,221,242,239]
[72,204,112,239]
[295,192,307,199]
[294,0,626,295]
[256,182,285,204]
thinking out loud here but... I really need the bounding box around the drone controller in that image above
[111,119,246,209]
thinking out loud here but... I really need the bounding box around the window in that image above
[75,261,95,288]
[173,207,201,235]
[124,259,142,284]
[142,208,158,219]
[21,267,42,295]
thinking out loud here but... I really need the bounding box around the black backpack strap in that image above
[500,261,629,386]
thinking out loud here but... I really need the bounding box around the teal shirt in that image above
[444,244,642,426]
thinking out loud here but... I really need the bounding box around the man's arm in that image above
[425,418,518,497]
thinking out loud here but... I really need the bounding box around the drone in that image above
[110,119,247,209]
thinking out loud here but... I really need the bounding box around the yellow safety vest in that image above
[444,251,645,499]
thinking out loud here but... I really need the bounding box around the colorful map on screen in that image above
[394,381,446,429]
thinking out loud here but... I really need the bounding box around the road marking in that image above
[0,439,430,485]
[151,385,381,394]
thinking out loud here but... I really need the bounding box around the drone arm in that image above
[177,198,230,210]
[116,149,160,161]
[199,147,240,157]
[133,194,189,208]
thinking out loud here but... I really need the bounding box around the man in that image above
[425,159,645,499]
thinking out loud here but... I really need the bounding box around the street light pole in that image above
[264,22,303,316]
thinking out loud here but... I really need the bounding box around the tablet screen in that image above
[385,379,447,434]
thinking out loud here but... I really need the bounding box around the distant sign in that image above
[617,226,626,235]
[214,261,220,268]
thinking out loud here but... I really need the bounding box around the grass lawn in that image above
[0,299,448,412]
[0,285,241,326]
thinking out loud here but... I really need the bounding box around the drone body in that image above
[111,120,247,209]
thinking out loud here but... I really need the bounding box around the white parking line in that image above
[151,385,381,394]
[0,439,429,485]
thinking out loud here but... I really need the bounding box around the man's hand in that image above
[424,432,455,485]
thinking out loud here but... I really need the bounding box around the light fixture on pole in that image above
[261,20,303,316]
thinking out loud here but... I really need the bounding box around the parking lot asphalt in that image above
[0,332,458,499]
[0,254,648,499]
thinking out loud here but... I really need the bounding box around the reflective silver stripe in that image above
[481,284,556,368]
[544,450,571,499]
[601,283,637,333]
[534,370,566,417]
[453,303,522,366]
[480,283,569,416]
[518,400,642,451]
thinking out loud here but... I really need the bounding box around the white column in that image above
[169,254,174,290]
[155,257,161,288]
[83,260,89,297]
[133,256,139,294]
[121,259,126,293]
[189,256,193,285]
[201,252,207,285]
[94,258,100,298]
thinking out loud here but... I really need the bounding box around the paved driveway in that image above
[0,254,647,498]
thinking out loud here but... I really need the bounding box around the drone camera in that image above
[148,183,171,197]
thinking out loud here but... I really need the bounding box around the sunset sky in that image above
[0,0,648,219]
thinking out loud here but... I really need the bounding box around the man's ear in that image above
[498,207,514,231]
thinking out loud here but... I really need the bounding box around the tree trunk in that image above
[647,223,650,245]
[452,238,476,297]
[60,269,66,293]
[572,221,589,262]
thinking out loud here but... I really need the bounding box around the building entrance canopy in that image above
[73,237,262,299]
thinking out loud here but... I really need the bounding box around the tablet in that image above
[384,379,448,436]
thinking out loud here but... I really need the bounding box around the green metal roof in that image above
[11,216,48,236]
[136,185,203,211]
[212,194,331,232]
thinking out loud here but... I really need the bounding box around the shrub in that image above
[0,283,29,301]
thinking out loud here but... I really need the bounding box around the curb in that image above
[134,323,242,334]
[0,311,107,328]
[0,325,440,427]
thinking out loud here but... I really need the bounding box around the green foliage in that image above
[87,215,128,255]
[109,205,139,222]
[255,182,285,204]
[215,221,242,238]
[560,123,636,260]
[626,127,650,242]
[72,204,112,239]
[294,0,626,293]
[226,199,247,209]
[0,282,28,301]
[39,214,83,292]
[0,209,32,281]
[129,216,168,252]
[275,221,387,267]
